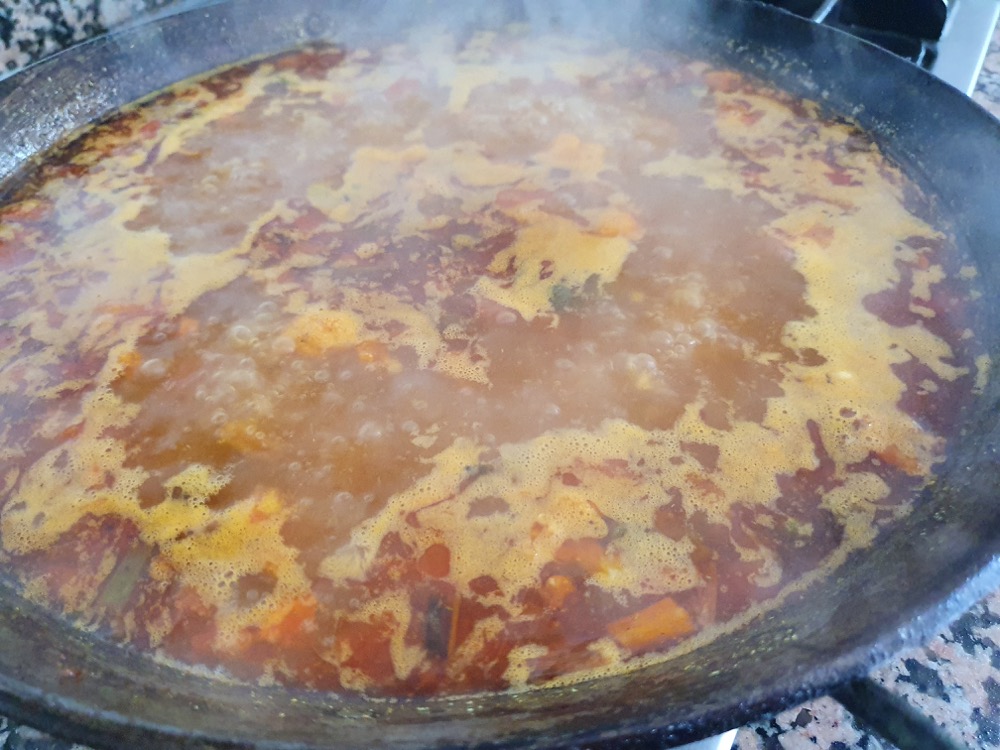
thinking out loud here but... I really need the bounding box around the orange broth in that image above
[0,33,987,696]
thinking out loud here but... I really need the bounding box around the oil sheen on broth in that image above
[0,30,987,697]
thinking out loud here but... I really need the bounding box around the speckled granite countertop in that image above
[1,4,1000,750]
[0,0,179,75]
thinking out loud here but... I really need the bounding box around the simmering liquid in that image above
[0,31,986,696]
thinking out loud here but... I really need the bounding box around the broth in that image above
[0,30,986,696]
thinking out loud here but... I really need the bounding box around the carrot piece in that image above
[542,574,576,610]
[554,538,610,575]
[447,594,461,659]
[608,596,696,651]
[877,444,922,476]
[260,596,317,647]
[417,543,451,578]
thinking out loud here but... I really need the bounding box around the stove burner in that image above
[752,0,1000,94]
[760,0,946,65]
[757,0,947,34]
[832,0,948,41]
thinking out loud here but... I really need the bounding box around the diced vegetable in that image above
[542,574,576,609]
[260,596,317,647]
[418,543,451,578]
[608,597,695,651]
[876,444,923,476]
[554,538,612,575]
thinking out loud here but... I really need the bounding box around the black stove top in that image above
[760,0,948,64]
[754,0,1000,94]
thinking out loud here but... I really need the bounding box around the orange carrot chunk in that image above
[542,574,576,610]
[554,538,609,575]
[418,543,451,578]
[608,596,696,651]
[260,596,317,647]
[876,444,922,476]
